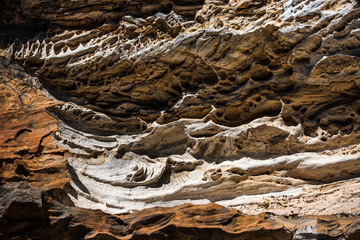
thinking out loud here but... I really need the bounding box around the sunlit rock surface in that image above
[1,0,360,239]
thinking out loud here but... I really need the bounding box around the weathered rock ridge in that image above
[1,0,360,239]
[2,182,360,240]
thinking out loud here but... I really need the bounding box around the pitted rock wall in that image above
[1,0,360,239]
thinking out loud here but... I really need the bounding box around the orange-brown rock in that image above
[1,0,360,239]
[0,55,69,188]
[1,182,360,240]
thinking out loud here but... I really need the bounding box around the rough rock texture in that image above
[0,54,69,188]
[1,0,360,239]
[1,182,360,240]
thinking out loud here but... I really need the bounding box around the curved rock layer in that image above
[1,0,360,239]
[2,182,360,240]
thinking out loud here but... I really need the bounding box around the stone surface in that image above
[1,182,360,240]
[0,54,69,188]
[1,0,360,239]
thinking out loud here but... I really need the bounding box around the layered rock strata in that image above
[1,0,360,239]
[0,54,69,189]
[2,182,360,240]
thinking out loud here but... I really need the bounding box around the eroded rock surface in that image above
[0,54,69,188]
[1,0,360,239]
[2,182,360,240]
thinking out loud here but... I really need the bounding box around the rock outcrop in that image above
[2,182,360,240]
[0,54,69,188]
[1,0,360,239]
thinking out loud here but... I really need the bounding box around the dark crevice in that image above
[15,164,30,177]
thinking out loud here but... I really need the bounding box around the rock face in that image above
[0,55,69,188]
[2,182,360,240]
[1,0,360,239]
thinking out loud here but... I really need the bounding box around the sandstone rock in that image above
[1,182,360,240]
[1,0,360,238]
[0,56,69,188]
